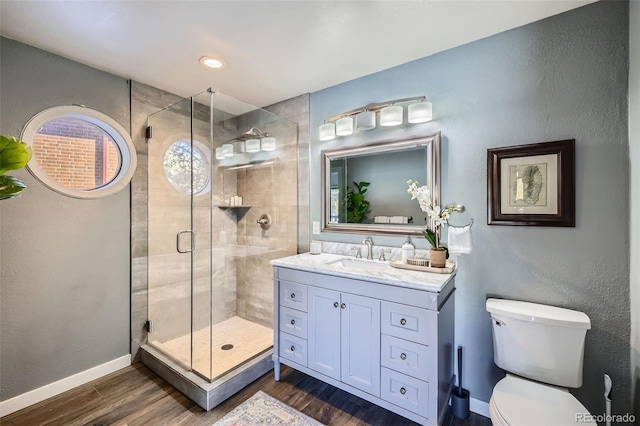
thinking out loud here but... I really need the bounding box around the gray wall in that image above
[0,37,131,400]
[310,1,630,415]
[630,0,640,416]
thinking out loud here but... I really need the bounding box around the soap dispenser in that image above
[401,236,415,263]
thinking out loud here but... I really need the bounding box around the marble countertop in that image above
[270,252,455,293]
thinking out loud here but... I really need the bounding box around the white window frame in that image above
[21,105,137,199]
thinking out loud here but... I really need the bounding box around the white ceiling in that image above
[0,0,596,108]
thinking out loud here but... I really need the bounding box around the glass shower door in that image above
[147,96,212,379]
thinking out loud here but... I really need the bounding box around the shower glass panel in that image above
[147,95,212,378]
[147,89,298,386]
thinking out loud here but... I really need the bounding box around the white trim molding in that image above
[0,354,131,418]
[448,395,491,419]
[470,396,490,418]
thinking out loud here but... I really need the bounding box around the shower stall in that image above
[140,89,298,409]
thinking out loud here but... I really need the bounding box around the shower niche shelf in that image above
[216,205,252,210]
[216,205,251,222]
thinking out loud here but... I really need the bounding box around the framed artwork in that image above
[487,139,575,227]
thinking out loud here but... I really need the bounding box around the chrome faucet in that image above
[362,237,374,260]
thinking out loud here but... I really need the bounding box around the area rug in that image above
[213,391,324,426]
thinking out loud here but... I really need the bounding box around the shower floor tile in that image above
[151,316,273,381]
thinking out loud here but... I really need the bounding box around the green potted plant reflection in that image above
[0,135,33,200]
[346,181,370,223]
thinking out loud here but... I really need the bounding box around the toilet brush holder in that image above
[451,387,470,420]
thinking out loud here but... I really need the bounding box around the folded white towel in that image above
[448,225,472,254]
[374,216,390,223]
[389,216,408,224]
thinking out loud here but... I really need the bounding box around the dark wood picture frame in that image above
[487,139,575,227]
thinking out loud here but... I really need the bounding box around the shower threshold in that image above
[140,343,273,411]
[141,316,274,410]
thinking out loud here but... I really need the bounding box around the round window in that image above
[21,105,137,199]
[163,140,211,195]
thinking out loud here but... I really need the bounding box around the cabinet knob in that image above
[290,319,295,325]
[400,318,407,326]
[291,293,296,299]
[400,387,406,395]
[341,303,346,309]
[290,345,295,352]
[334,302,339,308]
[400,353,407,360]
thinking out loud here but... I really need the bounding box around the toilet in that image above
[486,298,596,425]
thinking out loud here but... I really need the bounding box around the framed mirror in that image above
[321,132,440,235]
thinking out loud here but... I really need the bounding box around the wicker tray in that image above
[389,259,455,274]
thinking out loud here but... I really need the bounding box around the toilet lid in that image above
[492,375,596,425]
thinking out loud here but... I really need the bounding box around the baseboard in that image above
[0,354,131,418]
[470,396,490,418]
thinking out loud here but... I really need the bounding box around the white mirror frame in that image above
[21,105,137,199]
[321,132,440,236]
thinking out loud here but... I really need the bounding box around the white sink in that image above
[328,257,389,272]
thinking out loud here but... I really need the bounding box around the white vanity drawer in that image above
[381,301,437,346]
[280,306,307,339]
[279,281,308,312]
[279,332,307,366]
[381,334,433,382]
[381,367,430,418]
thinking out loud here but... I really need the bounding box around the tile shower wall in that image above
[130,83,309,360]
[231,106,301,327]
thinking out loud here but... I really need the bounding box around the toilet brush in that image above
[604,374,612,426]
[451,346,469,419]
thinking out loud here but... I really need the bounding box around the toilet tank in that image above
[486,298,591,388]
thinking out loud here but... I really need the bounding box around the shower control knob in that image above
[290,345,295,352]
[257,213,272,230]
[334,302,339,308]
[400,318,407,326]
[290,319,295,325]
[400,353,407,360]
[400,387,406,395]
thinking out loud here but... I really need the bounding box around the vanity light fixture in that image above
[222,143,234,158]
[408,101,433,123]
[319,96,431,140]
[215,147,225,160]
[319,123,336,141]
[245,138,261,153]
[261,136,276,151]
[379,105,403,127]
[335,117,354,136]
[233,141,246,154]
[355,110,376,131]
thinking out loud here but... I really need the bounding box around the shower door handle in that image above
[177,230,195,253]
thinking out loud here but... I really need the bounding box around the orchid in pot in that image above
[407,179,457,267]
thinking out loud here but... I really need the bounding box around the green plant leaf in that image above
[346,181,371,223]
[0,136,32,176]
[0,175,27,200]
[423,230,437,248]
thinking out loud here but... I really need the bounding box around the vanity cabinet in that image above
[272,263,455,426]
[307,287,381,396]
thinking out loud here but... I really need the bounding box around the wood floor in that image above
[150,316,273,380]
[1,363,491,426]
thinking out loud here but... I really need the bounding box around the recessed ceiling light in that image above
[199,56,226,69]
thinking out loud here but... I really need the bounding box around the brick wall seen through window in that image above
[32,118,120,189]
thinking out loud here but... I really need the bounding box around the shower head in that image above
[231,127,269,142]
